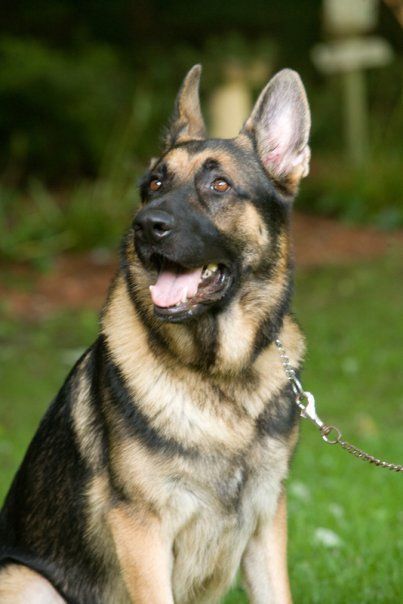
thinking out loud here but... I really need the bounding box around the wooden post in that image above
[209,59,271,139]
[312,0,393,167]
[210,78,251,139]
[343,69,368,166]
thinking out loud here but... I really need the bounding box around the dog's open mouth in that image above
[149,256,231,321]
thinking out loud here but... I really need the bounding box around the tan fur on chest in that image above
[107,433,291,603]
[98,280,302,601]
[92,280,302,601]
[103,277,303,451]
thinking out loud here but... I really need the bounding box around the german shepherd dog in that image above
[0,65,310,603]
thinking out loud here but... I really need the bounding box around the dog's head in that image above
[123,65,310,370]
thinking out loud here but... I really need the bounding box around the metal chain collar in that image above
[275,339,403,473]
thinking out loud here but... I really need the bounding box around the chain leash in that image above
[275,339,403,473]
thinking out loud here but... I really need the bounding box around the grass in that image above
[0,253,402,602]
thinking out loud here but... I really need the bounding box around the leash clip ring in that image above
[321,425,342,445]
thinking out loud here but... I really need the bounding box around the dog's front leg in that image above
[108,506,174,604]
[242,492,292,604]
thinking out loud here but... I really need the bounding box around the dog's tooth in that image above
[202,263,218,280]
[149,285,154,293]
[181,287,188,303]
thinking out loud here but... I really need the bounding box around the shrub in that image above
[0,36,131,183]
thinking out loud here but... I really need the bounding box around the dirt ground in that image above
[1,212,402,319]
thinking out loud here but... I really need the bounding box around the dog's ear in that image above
[165,64,206,149]
[242,69,311,194]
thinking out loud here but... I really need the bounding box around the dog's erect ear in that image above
[242,69,311,193]
[164,64,206,149]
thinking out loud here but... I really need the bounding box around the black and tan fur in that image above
[0,65,311,603]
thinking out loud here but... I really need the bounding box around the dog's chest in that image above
[163,437,288,602]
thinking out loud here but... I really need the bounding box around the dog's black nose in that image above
[134,209,175,242]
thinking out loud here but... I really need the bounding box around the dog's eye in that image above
[211,178,231,193]
[149,178,162,192]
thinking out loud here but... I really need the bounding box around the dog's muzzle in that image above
[133,204,236,322]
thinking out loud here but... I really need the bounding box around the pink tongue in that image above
[150,266,203,308]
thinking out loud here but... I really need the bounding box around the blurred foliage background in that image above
[0,0,402,265]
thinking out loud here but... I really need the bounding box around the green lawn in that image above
[1,253,402,602]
